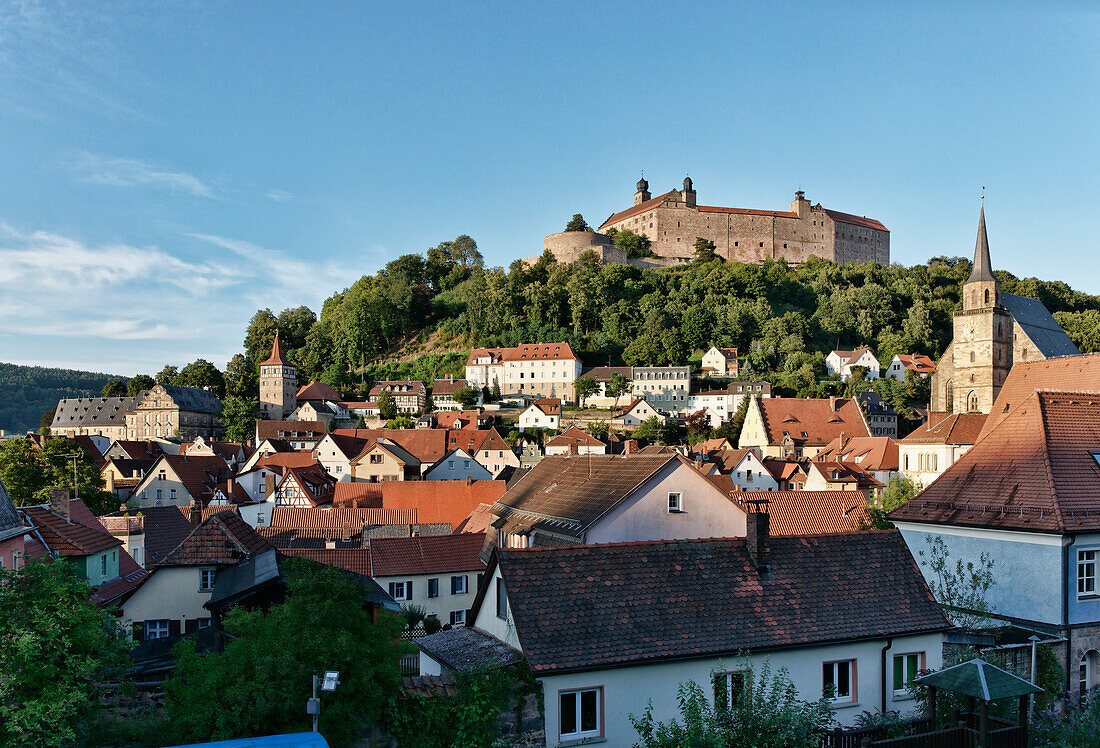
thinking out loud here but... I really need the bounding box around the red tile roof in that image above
[892,391,1100,532]
[465,343,580,366]
[488,531,947,674]
[296,381,342,401]
[256,421,327,442]
[333,429,449,463]
[706,449,754,474]
[698,205,798,219]
[546,426,605,449]
[369,380,427,398]
[895,354,936,374]
[455,503,495,534]
[979,354,1100,440]
[368,532,487,577]
[101,506,192,566]
[598,190,679,229]
[902,412,987,445]
[332,482,384,508]
[155,454,229,505]
[730,491,870,535]
[808,461,884,489]
[260,334,290,366]
[824,209,888,232]
[815,436,899,472]
[381,480,507,529]
[21,500,122,556]
[277,464,336,507]
[255,451,321,471]
[279,548,373,576]
[431,379,468,397]
[158,511,273,566]
[268,506,417,532]
[176,503,241,523]
[757,397,870,446]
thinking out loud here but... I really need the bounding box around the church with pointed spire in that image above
[259,334,297,420]
[930,203,1080,414]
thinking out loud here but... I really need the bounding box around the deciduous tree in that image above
[219,396,260,444]
[377,390,397,421]
[574,376,598,407]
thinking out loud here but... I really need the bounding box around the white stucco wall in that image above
[375,570,484,626]
[119,566,214,634]
[729,453,779,491]
[898,443,970,488]
[540,632,944,745]
[424,453,493,482]
[586,461,747,544]
[471,566,522,651]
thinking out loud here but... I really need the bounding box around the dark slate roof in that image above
[856,390,897,417]
[205,549,282,610]
[157,385,222,414]
[51,396,142,429]
[491,531,950,674]
[914,658,1041,700]
[102,506,193,566]
[967,204,995,284]
[1001,292,1080,358]
[0,477,25,544]
[414,627,524,673]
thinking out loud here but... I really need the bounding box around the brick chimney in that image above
[50,488,70,522]
[829,395,838,412]
[745,503,770,573]
[625,439,638,455]
[188,500,202,527]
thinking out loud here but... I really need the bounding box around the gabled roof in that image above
[895,354,936,373]
[333,429,449,463]
[729,491,870,535]
[108,440,168,460]
[99,506,193,566]
[615,398,653,417]
[267,506,418,533]
[256,420,327,442]
[350,438,421,468]
[831,348,878,365]
[21,499,121,556]
[856,390,898,417]
[177,503,241,523]
[431,378,468,396]
[381,480,507,529]
[279,548,374,577]
[0,477,26,544]
[158,511,273,566]
[143,454,227,505]
[823,209,888,232]
[369,380,426,397]
[761,457,807,483]
[487,531,947,674]
[579,365,633,382]
[891,391,1100,533]
[707,448,755,474]
[445,427,508,455]
[690,438,733,456]
[815,436,899,472]
[980,354,1100,439]
[902,412,986,445]
[525,398,561,417]
[278,464,336,506]
[414,628,523,673]
[708,347,739,360]
[598,190,679,229]
[254,451,321,471]
[491,454,681,538]
[808,461,883,489]
[1001,293,1079,358]
[756,397,870,446]
[545,426,605,449]
[455,503,495,534]
[369,532,487,577]
[261,334,290,366]
[296,381,342,401]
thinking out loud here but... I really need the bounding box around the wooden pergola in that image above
[913,658,1043,747]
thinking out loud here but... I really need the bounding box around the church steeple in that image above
[963,201,1000,311]
[967,202,995,284]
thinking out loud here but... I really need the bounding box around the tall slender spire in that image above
[966,202,995,284]
[261,333,290,366]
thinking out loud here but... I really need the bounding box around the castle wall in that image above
[543,231,623,265]
[598,190,886,266]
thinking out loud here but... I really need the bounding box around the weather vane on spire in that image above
[981,186,985,203]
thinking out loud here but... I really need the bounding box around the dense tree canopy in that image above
[0,561,131,748]
[0,436,114,514]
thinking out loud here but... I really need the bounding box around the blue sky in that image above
[0,1,1096,376]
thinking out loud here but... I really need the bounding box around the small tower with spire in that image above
[941,201,1013,414]
[634,175,651,206]
[259,334,297,420]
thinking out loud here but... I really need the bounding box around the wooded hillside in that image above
[0,363,118,434]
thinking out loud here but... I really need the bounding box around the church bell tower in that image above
[259,334,297,420]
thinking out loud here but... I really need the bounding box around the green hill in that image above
[0,363,120,435]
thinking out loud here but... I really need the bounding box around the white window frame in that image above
[559,687,602,741]
[427,577,439,599]
[823,659,856,703]
[451,574,468,595]
[389,581,412,602]
[450,609,466,626]
[668,492,682,513]
[713,669,749,710]
[1078,549,1097,597]
[144,619,170,640]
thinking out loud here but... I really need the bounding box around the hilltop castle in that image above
[543,177,889,267]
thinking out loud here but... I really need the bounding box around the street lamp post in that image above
[307,669,339,733]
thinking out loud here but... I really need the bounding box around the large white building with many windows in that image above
[465,343,582,403]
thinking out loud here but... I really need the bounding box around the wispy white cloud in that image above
[72,152,216,198]
[187,232,345,291]
[265,189,293,202]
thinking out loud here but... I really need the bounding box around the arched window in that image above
[967,392,979,412]
[1080,650,1100,695]
[984,289,990,304]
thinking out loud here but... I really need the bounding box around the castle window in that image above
[984,289,990,304]
[759,242,764,247]
[970,351,975,363]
